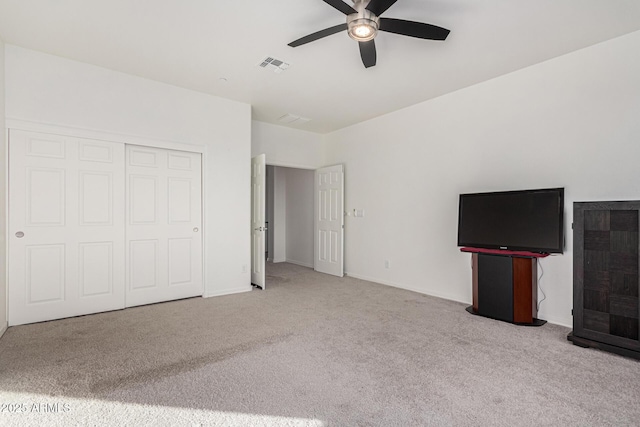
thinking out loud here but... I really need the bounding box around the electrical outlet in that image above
[384,260,390,269]
[242,264,248,273]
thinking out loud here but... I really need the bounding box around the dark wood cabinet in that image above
[569,201,640,359]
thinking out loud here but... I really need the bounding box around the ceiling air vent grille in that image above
[258,57,290,73]
[278,114,311,125]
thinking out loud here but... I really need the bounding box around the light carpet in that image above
[0,262,639,426]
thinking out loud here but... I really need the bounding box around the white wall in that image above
[271,166,287,263]
[252,121,325,169]
[266,166,314,267]
[0,39,7,336]
[266,165,275,261]
[5,45,252,298]
[285,168,314,268]
[325,30,640,327]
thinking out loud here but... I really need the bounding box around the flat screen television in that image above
[457,188,564,254]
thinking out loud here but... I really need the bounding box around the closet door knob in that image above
[15,231,25,238]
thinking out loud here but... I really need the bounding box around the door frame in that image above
[259,159,344,278]
[263,161,318,274]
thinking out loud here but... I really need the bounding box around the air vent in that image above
[258,56,290,73]
[278,114,311,125]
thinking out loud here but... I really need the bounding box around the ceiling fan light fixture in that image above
[287,0,451,69]
[348,18,378,41]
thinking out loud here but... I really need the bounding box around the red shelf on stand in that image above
[460,247,549,258]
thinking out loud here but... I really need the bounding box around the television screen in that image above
[457,188,564,253]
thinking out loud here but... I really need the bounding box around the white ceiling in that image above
[1,1,640,134]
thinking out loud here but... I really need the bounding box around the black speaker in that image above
[477,253,513,322]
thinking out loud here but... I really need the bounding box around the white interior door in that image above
[125,145,203,307]
[314,164,344,277]
[8,130,125,326]
[251,154,266,289]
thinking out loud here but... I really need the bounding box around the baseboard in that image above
[345,271,570,328]
[0,322,7,339]
[538,314,571,328]
[271,257,286,263]
[285,259,314,269]
[203,286,253,298]
[345,271,467,305]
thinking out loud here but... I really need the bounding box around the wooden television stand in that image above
[461,247,547,326]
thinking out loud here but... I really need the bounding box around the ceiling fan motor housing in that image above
[347,0,380,41]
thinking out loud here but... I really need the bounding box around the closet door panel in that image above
[125,145,202,307]
[8,130,125,326]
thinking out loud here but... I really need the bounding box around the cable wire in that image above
[537,258,546,311]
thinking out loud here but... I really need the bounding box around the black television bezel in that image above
[457,187,565,254]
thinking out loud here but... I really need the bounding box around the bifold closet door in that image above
[125,146,203,307]
[8,130,126,326]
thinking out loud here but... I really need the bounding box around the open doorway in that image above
[265,165,315,277]
[252,159,344,288]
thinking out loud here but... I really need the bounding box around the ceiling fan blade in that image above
[288,23,348,47]
[323,0,357,15]
[365,0,398,16]
[359,40,377,68]
[379,18,450,41]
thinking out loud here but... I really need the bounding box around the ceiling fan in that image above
[288,0,450,68]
